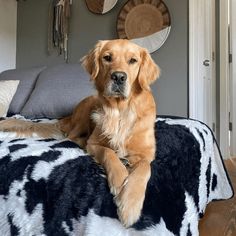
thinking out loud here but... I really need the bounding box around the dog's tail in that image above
[0,118,64,139]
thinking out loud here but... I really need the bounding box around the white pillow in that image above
[0,80,20,117]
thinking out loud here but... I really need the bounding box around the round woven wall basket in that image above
[85,0,118,14]
[117,0,171,53]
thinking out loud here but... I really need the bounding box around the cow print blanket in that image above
[0,116,233,236]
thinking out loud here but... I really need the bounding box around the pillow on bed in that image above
[0,80,19,117]
[20,64,95,119]
[0,66,45,115]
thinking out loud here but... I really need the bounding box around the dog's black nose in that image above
[111,71,127,85]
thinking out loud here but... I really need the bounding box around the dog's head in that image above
[81,39,160,99]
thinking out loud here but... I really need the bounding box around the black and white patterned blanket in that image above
[0,116,233,236]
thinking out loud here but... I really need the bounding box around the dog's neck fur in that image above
[92,95,137,158]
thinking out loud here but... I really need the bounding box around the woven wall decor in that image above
[85,0,118,14]
[48,0,72,62]
[117,0,171,53]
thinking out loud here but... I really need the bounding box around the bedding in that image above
[20,64,95,119]
[0,116,233,236]
[0,64,95,119]
[0,66,45,115]
[0,81,19,117]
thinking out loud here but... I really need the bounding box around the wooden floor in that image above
[199,158,236,236]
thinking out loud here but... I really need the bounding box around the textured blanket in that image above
[0,116,233,236]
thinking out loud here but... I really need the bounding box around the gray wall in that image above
[16,0,188,117]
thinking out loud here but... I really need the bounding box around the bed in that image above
[0,64,233,236]
[0,115,233,236]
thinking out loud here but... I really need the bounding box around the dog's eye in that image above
[129,58,137,64]
[103,55,112,62]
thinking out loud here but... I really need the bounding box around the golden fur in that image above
[0,39,160,227]
[0,119,63,139]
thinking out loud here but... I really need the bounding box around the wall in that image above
[16,0,188,117]
[0,0,17,73]
[216,0,220,141]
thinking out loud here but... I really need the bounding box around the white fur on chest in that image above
[91,105,136,158]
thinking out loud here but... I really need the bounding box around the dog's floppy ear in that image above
[138,49,160,90]
[81,40,107,80]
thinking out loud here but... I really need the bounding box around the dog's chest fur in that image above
[91,105,136,158]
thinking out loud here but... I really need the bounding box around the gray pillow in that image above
[0,66,45,115]
[21,64,95,119]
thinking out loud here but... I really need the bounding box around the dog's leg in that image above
[0,119,63,139]
[86,144,128,196]
[115,158,151,227]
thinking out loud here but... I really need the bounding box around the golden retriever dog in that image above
[0,39,160,227]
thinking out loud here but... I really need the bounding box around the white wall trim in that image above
[230,0,236,156]
[189,0,200,120]
[220,0,230,159]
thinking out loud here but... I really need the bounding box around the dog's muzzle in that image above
[110,71,127,95]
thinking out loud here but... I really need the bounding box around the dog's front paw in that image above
[108,164,128,196]
[115,181,145,227]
